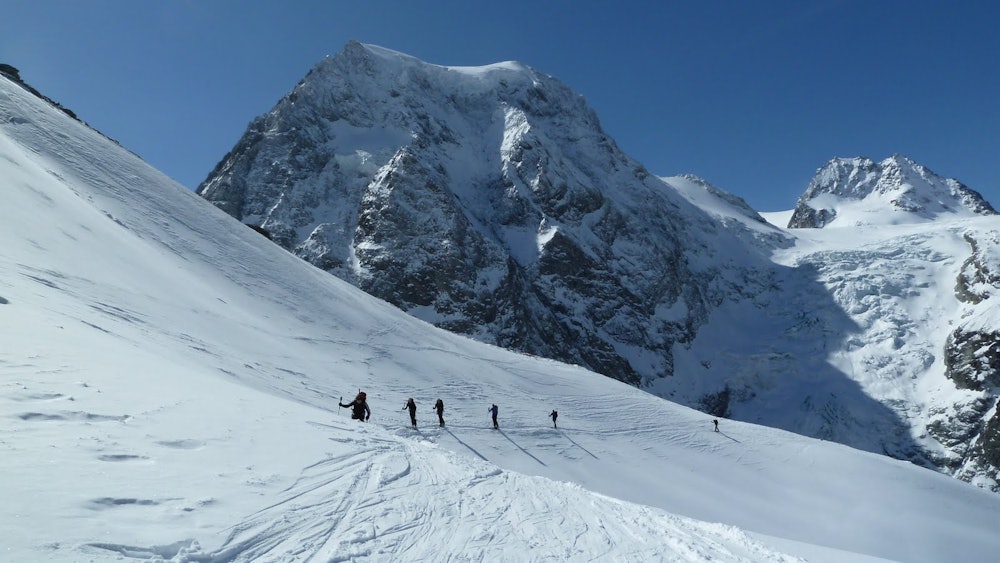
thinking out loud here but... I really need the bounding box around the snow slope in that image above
[2,75,999,562]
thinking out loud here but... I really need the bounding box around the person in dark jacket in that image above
[489,404,499,429]
[340,391,371,422]
[550,409,558,429]
[434,398,445,427]
[403,397,417,427]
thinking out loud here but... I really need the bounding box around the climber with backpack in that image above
[403,397,417,427]
[434,398,445,427]
[340,391,371,422]
[489,403,499,429]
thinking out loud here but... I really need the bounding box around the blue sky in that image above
[4,0,997,211]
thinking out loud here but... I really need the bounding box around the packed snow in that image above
[2,73,1000,562]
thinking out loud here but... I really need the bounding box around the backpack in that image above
[357,391,366,402]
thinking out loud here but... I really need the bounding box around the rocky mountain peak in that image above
[787,155,996,228]
[279,40,586,134]
[197,42,769,388]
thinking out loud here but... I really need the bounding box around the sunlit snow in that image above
[2,72,999,562]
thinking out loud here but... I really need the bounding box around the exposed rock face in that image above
[937,231,1000,487]
[945,329,1000,391]
[198,41,767,386]
[788,155,996,228]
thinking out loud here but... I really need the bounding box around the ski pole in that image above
[338,396,342,415]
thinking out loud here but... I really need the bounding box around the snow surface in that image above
[2,75,1000,562]
[361,42,533,81]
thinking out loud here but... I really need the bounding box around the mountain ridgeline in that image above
[788,154,996,228]
[198,42,1000,491]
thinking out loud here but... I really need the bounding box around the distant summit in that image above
[787,155,996,228]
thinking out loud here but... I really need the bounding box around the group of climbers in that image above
[402,397,447,428]
[341,391,722,433]
[339,392,560,430]
[341,392,447,428]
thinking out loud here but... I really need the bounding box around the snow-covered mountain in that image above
[787,155,996,228]
[196,41,1000,491]
[748,154,999,488]
[7,59,1000,563]
[197,41,774,388]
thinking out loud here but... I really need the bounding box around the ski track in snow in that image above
[115,423,804,563]
[1,356,798,562]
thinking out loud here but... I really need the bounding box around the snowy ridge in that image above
[3,72,1000,561]
[787,155,996,228]
[662,174,794,255]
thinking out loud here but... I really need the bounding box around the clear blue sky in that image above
[4,0,998,211]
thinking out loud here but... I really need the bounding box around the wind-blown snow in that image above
[2,74,999,562]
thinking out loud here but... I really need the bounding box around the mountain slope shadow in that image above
[665,260,929,467]
[499,429,547,467]
[444,428,488,462]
